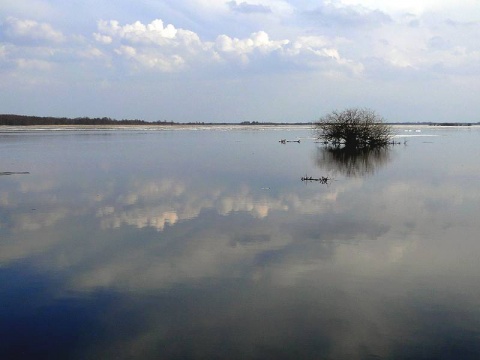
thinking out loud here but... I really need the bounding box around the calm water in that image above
[1,126,480,359]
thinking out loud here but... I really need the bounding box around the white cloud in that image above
[91,18,359,74]
[95,19,202,48]
[115,44,137,58]
[214,31,289,64]
[5,16,66,43]
[96,19,177,44]
[216,30,288,53]
[94,19,209,71]
[93,33,112,44]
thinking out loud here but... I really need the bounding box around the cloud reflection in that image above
[95,180,292,232]
[2,146,479,294]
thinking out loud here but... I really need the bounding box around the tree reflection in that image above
[315,146,392,177]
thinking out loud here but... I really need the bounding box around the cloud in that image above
[427,35,450,51]
[0,1,59,22]
[214,31,289,65]
[96,19,178,45]
[93,19,208,71]
[93,33,113,45]
[226,1,272,14]
[304,2,391,29]
[91,18,359,75]
[2,13,472,82]
[4,16,66,44]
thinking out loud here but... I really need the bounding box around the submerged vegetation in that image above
[313,108,394,178]
[314,108,392,150]
[315,146,392,177]
[301,175,333,184]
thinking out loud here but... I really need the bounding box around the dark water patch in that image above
[0,266,111,359]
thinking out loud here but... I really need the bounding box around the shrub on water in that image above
[314,108,392,150]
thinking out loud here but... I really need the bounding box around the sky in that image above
[0,0,479,123]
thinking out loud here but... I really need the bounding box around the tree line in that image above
[0,114,178,126]
[0,114,312,126]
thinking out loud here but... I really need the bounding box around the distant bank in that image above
[0,114,310,127]
[0,114,477,127]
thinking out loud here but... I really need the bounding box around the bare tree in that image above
[314,108,392,149]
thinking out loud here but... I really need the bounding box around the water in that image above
[1,126,480,359]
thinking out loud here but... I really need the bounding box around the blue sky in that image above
[1,0,479,122]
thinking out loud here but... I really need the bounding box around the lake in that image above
[1,125,480,359]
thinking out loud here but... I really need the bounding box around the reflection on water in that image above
[1,127,480,359]
[315,145,393,177]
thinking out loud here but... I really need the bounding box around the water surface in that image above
[1,126,480,359]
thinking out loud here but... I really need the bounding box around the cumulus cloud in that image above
[90,18,359,74]
[93,19,208,71]
[214,31,289,64]
[212,29,360,73]
[96,19,178,45]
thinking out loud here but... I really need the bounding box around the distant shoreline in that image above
[0,114,310,127]
[0,114,478,127]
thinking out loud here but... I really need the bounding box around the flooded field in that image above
[1,125,480,359]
